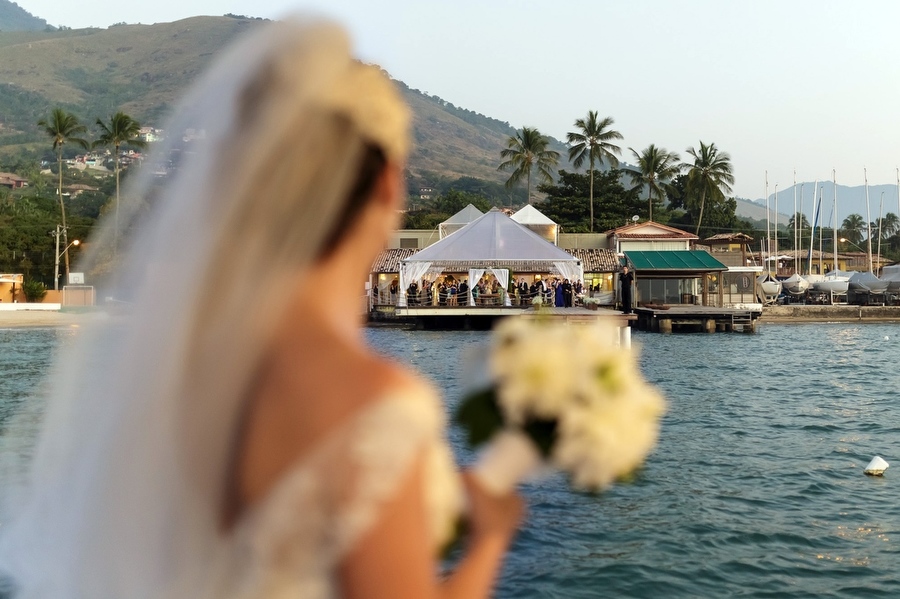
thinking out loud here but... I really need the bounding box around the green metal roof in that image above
[625,250,727,271]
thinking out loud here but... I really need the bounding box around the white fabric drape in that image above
[553,261,583,286]
[488,268,510,306]
[467,268,486,306]
[375,277,391,304]
[398,261,432,307]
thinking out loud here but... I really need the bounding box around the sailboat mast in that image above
[864,168,873,273]
[793,170,798,273]
[833,170,838,272]
[807,181,818,275]
[877,191,884,275]
[774,184,779,276]
[818,187,824,274]
[765,171,770,274]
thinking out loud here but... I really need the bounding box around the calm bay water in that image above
[2,323,900,597]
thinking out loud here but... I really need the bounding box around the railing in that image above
[372,290,613,309]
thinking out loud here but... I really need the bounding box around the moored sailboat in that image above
[782,272,810,295]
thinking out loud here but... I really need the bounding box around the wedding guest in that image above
[619,265,635,314]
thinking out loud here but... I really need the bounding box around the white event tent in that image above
[510,204,558,245]
[399,209,582,307]
[438,204,484,239]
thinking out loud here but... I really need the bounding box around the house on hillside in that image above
[0,173,28,189]
[418,186,434,200]
[65,183,100,198]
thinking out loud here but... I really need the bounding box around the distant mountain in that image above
[734,197,789,226]
[739,182,900,227]
[0,16,572,191]
[0,0,51,31]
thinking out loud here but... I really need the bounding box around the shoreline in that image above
[0,310,98,328]
[760,305,900,324]
[4,306,898,330]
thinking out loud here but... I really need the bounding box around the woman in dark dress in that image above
[619,266,635,314]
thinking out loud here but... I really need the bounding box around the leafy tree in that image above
[432,190,491,215]
[498,127,559,203]
[682,141,734,236]
[37,108,89,282]
[435,175,525,207]
[93,111,147,250]
[667,175,754,238]
[537,169,642,233]
[880,212,899,239]
[787,212,810,248]
[627,144,681,222]
[566,111,622,232]
[841,213,865,244]
[787,212,810,230]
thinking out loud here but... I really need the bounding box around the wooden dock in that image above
[633,305,761,334]
[378,305,633,330]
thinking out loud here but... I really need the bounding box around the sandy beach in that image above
[0,310,98,328]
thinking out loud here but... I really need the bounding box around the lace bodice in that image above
[211,388,462,599]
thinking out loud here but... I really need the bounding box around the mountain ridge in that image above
[0,0,51,32]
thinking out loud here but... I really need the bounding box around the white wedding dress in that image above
[0,19,455,599]
[207,389,462,599]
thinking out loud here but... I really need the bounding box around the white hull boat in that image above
[757,273,781,304]
[849,271,889,294]
[879,264,900,292]
[782,273,810,295]
[814,270,851,294]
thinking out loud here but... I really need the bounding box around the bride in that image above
[0,18,521,599]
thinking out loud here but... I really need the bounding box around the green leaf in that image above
[454,388,503,448]
[522,417,558,458]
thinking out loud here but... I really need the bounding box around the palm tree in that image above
[566,112,622,232]
[94,112,147,249]
[627,144,681,222]
[787,212,810,230]
[38,108,89,283]
[498,127,559,204]
[880,212,900,239]
[841,213,865,244]
[682,141,734,235]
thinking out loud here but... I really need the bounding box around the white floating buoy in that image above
[864,456,889,476]
[885,336,890,341]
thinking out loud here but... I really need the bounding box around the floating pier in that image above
[376,305,633,331]
[633,305,761,334]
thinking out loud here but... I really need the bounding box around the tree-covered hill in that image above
[0,15,570,189]
[0,0,51,32]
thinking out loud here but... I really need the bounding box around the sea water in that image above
[2,323,900,597]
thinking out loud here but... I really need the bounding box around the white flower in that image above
[483,317,666,491]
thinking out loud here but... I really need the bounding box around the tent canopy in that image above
[398,209,582,307]
[511,204,556,225]
[439,204,484,239]
[408,208,576,265]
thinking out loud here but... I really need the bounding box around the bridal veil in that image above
[0,18,413,598]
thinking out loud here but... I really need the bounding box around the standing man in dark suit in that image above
[619,266,635,314]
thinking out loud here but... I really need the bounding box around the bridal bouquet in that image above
[456,317,665,494]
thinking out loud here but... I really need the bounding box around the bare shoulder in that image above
[234,330,436,512]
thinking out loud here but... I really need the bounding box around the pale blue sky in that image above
[19,0,900,200]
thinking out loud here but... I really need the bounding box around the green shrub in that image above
[22,279,47,302]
